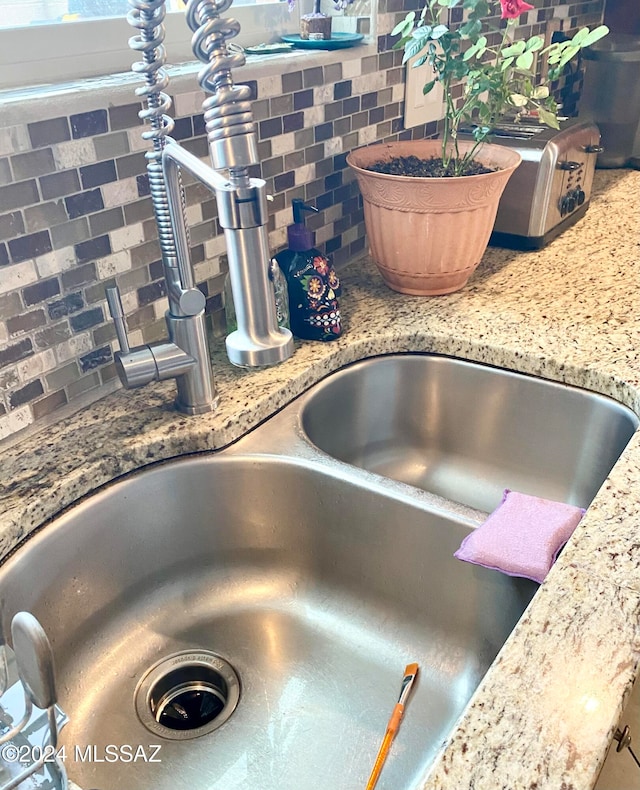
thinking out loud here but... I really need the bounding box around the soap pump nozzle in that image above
[288,199,318,252]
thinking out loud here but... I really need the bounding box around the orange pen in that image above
[365,662,419,790]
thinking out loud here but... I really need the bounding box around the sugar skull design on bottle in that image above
[289,253,342,341]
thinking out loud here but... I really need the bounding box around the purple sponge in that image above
[454,489,585,584]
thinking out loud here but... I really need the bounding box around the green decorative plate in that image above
[280,33,364,50]
[244,42,295,55]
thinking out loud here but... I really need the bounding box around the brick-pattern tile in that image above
[0,338,33,369]
[0,0,605,440]
[70,110,108,139]
[28,117,71,149]
[65,189,104,219]
[48,292,84,320]
[0,180,39,213]
[9,379,44,409]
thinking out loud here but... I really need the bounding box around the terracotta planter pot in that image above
[347,140,522,295]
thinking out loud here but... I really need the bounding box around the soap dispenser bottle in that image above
[275,199,342,341]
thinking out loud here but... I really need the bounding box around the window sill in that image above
[0,42,377,128]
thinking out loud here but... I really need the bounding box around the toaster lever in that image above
[585,144,605,154]
[559,161,581,170]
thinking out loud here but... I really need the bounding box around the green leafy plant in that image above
[392,0,608,175]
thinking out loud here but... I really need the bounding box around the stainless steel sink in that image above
[0,352,636,790]
[300,354,638,512]
[0,453,535,790]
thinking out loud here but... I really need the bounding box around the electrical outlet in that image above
[404,55,444,129]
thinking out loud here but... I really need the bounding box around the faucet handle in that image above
[106,286,131,355]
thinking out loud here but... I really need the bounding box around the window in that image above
[0,0,300,91]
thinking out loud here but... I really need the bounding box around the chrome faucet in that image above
[106,0,293,415]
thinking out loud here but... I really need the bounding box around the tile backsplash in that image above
[0,0,605,443]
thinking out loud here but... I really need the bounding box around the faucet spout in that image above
[161,141,294,368]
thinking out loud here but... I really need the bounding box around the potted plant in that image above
[347,0,608,295]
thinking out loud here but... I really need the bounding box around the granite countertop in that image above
[1,168,640,789]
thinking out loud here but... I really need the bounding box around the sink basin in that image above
[1,352,636,790]
[300,354,639,512]
[0,454,535,790]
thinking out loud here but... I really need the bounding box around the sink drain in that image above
[135,650,240,740]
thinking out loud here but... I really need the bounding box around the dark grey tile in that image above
[334,80,352,100]
[137,280,166,307]
[115,151,147,180]
[45,360,78,389]
[50,217,91,249]
[0,180,39,213]
[70,307,104,333]
[40,170,80,200]
[9,379,44,409]
[8,230,52,263]
[361,55,379,74]
[274,171,295,192]
[325,101,343,122]
[351,111,369,130]
[270,94,293,116]
[28,117,70,149]
[123,197,154,225]
[32,389,68,419]
[282,71,303,93]
[11,149,55,180]
[334,117,351,136]
[293,89,314,111]
[324,63,342,83]
[65,189,104,219]
[61,262,97,290]
[284,150,305,170]
[192,113,205,137]
[74,234,111,264]
[283,112,304,133]
[67,371,101,398]
[24,201,67,233]
[47,292,84,320]
[315,122,333,142]
[136,174,150,198]
[130,239,161,269]
[262,156,284,179]
[0,243,8,266]
[294,128,314,149]
[172,117,193,140]
[182,138,208,158]
[361,91,378,110]
[70,110,108,139]
[259,117,283,140]
[305,143,325,164]
[92,322,116,347]
[80,160,117,189]
[0,211,25,241]
[108,103,142,131]
[343,96,360,115]
[93,131,130,160]
[0,337,33,369]
[23,277,60,306]
[303,67,324,88]
[7,309,46,335]
[89,207,125,237]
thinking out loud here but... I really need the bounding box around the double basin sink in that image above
[0,354,637,790]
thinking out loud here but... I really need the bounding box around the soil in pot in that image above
[365,155,495,178]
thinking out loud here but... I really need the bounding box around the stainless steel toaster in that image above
[470,118,603,249]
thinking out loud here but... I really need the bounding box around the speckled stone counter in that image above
[1,169,639,790]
